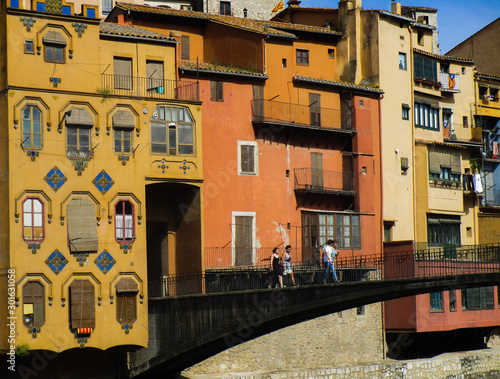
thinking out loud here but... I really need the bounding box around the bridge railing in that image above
[149,243,500,298]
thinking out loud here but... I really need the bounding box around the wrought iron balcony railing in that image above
[100,74,199,101]
[294,168,355,193]
[251,99,350,130]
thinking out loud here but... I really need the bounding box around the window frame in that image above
[69,279,95,330]
[296,49,309,66]
[24,40,34,54]
[220,1,231,15]
[210,81,224,102]
[328,49,335,59]
[430,292,443,312]
[23,281,45,328]
[462,287,494,311]
[427,214,461,246]
[22,197,45,243]
[399,52,407,70]
[414,103,440,130]
[237,141,259,176]
[66,125,91,159]
[150,105,195,156]
[44,43,65,64]
[232,211,256,266]
[114,128,132,154]
[115,200,135,244]
[302,211,361,250]
[22,105,42,150]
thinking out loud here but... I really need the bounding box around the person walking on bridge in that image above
[322,240,338,284]
[270,247,284,288]
[283,245,296,286]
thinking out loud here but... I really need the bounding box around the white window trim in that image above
[237,140,259,176]
[231,211,256,266]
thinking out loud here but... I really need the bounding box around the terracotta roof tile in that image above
[475,72,500,81]
[180,61,268,78]
[259,19,341,35]
[413,48,474,63]
[293,75,384,94]
[99,22,174,41]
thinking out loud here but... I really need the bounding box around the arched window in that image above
[23,281,44,327]
[69,279,95,331]
[115,278,138,325]
[22,105,42,149]
[22,198,44,242]
[112,110,135,154]
[115,200,134,243]
[66,108,94,160]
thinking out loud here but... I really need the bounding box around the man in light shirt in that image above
[322,239,338,284]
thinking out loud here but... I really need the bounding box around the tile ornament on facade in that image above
[72,22,87,37]
[180,160,190,174]
[29,327,41,338]
[27,150,39,161]
[94,250,116,274]
[46,249,68,274]
[119,155,129,165]
[119,244,132,254]
[74,252,90,267]
[93,170,115,194]
[44,166,67,192]
[122,323,133,334]
[20,16,36,32]
[72,159,88,175]
[158,159,169,174]
[49,77,61,88]
[28,243,41,254]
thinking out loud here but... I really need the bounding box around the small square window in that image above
[400,35,404,40]
[220,1,231,15]
[328,49,335,59]
[282,58,287,68]
[359,100,364,106]
[238,141,258,175]
[296,49,309,65]
[402,104,410,120]
[24,40,34,54]
[399,52,407,70]
[463,116,468,128]
[356,306,365,315]
[401,157,409,175]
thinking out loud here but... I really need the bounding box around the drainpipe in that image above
[263,35,269,76]
[409,23,417,243]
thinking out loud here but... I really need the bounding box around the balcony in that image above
[100,74,199,101]
[251,99,352,132]
[439,73,460,93]
[294,168,355,195]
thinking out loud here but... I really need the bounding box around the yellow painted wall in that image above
[1,9,203,353]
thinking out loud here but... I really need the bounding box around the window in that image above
[383,222,394,242]
[150,105,194,155]
[114,57,133,90]
[296,49,309,65]
[220,1,231,15]
[449,290,456,311]
[414,103,439,130]
[309,93,321,126]
[302,212,361,250]
[102,0,113,14]
[462,287,494,310]
[282,58,287,68]
[181,35,190,60]
[463,116,468,128]
[402,104,410,120]
[23,281,44,327]
[328,49,335,59]
[210,81,224,101]
[22,105,42,149]
[112,110,135,154]
[181,5,192,11]
[401,157,409,175]
[146,60,164,92]
[430,292,443,312]
[116,278,138,324]
[417,31,424,46]
[252,85,264,118]
[24,40,34,54]
[67,198,98,254]
[238,141,258,175]
[356,306,365,315]
[43,31,66,64]
[311,152,323,188]
[427,214,461,246]
[399,52,407,70]
[428,151,461,182]
[115,201,134,243]
[414,56,437,81]
[66,108,93,160]
[23,198,44,242]
[233,214,254,266]
[69,279,95,330]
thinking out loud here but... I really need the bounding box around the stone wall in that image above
[206,0,278,20]
[183,348,500,379]
[182,303,385,375]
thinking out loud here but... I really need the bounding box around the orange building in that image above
[107,4,384,270]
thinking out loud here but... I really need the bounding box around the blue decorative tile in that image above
[44,166,67,192]
[93,170,114,194]
[94,250,115,274]
[45,250,68,274]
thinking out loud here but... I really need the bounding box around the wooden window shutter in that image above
[23,281,44,327]
[146,60,163,90]
[235,216,252,266]
[181,35,190,60]
[116,294,137,324]
[252,85,264,117]
[67,197,98,253]
[114,57,132,90]
[309,93,321,126]
[311,152,323,188]
[70,279,95,329]
[241,145,254,173]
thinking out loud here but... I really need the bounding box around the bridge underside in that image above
[129,273,500,378]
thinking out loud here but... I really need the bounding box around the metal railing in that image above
[251,100,346,130]
[148,243,500,298]
[294,168,355,192]
[100,74,199,101]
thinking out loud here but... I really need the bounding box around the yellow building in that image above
[1,0,203,354]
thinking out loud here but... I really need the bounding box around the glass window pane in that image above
[24,215,32,227]
[46,48,53,61]
[178,124,193,144]
[33,199,42,213]
[32,107,40,121]
[319,225,326,236]
[319,214,326,225]
[169,128,176,149]
[159,106,165,120]
[352,216,359,226]
[33,120,41,134]
[184,111,193,122]
[55,47,63,62]
[115,139,121,153]
[125,215,133,228]
[178,145,193,154]
[327,226,334,238]
[327,214,334,225]
[23,120,31,134]
[343,215,350,225]
[116,214,123,228]
[23,107,31,119]
[23,199,32,212]
[33,134,41,148]
[151,144,167,153]
[33,213,43,227]
[171,108,178,122]
[123,140,130,153]
[151,123,166,143]
[179,108,184,121]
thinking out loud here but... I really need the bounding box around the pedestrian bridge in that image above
[129,244,500,378]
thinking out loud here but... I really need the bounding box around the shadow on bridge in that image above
[129,245,500,378]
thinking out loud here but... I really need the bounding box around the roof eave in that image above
[179,67,268,80]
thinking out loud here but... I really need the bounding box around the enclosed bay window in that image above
[302,211,360,250]
[427,214,461,246]
[415,102,439,130]
[151,105,194,155]
[414,55,437,81]
[428,151,461,182]
[115,200,134,243]
[462,287,494,310]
